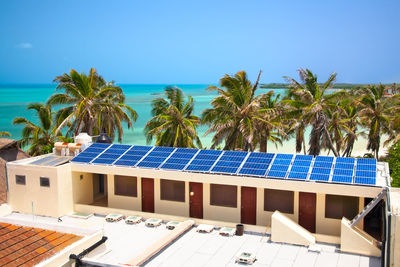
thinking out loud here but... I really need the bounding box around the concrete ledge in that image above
[128,220,194,266]
[271,211,315,246]
[340,218,381,257]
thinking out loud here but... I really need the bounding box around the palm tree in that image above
[283,68,344,156]
[13,103,56,156]
[0,131,10,137]
[356,84,399,159]
[48,68,137,141]
[254,91,287,152]
[202,70,263,151]
[144,86,202,148]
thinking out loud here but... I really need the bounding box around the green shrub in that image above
[388,141,400,187]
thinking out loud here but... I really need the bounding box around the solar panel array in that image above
[71,143,380,186]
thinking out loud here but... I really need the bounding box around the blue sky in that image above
[0,0,399,84]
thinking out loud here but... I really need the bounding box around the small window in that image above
[325,194,359,219]
[210,184,237,208]
[114,175,137,197]
[40,177,50,187]
[16,175,26,185]
[264,189,294,214]
[160,179,185,202]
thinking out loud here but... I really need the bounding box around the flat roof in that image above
[0,212,381,267]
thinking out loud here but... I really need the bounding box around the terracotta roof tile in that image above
[0,223,82,266]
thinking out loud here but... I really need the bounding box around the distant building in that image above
[0,138,29,204]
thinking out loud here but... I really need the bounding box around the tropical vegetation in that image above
[0,131,10,137]
[145,86,202,148]
[12,103,57,156]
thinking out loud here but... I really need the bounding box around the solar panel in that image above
[239,168,267,176]
[266,170,287,178]
[136,147,174,168]
[331,175,353,183]
[357,158,377,165]
[334,163,354,170]
[294,155,313,161]
[92,158,116,165]
[355,170,376,178]
[250,152,275,158]
[211,151,248,174]
[311,167,331,175]
[333,168,353,176]
[185,149,223,172]
[335,157,355,164]
[160,149,198,170]
[290,166,310,173]
[292,160,312,167]
[274,154,293,160]
[309,173,330,181]
[313,161,333,168]
[315,156,334,162]
[89,143,111,149]
[31,156,57,165]
[356,164,376,171]
[114,145,150,166]
[71,156,94,163]
[287,172,308,180]
[269,164,289,172]
[272,159,292,166]
[354,177,376,185]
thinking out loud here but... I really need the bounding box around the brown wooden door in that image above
[241,186,257,225]
[189,182,203,219]
[299,192,316,233]
[141,178,154,213]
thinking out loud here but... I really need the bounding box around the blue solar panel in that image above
[354,177,376,185]
[83,147,105,153]
[211,151,248,174]
[356,164,376,171]
[152,146,175,153]
[333,168,353,176]
[71,156,93,163]
[77,152,99,158]
[118,155,143,161]
[313,161,333,168]
[274,154,293,160]
[92,158,116,164]
[239,168,267,176]
[335,163,354,170]
[90,143,111,148]
[140,156,166,163]
[137,161,163,168]
[292,160,312,167]
[267,170,287,178]
[250,152,275,158]
[290,166,310,173]
[294,155,313,161]
[242,162,270,169]
[357,158,377,165]
[288,172,308,180]
[161,163,187,170]
[197,149,223,156]
[147,152,172,158]
[114,160,137,166]
[246,157,272,164]
[272,159,292,166]
[130,145,152,151]
[335,157,355,164]
[270,164,289,172]
[355,170,376,178]
[173,148,198,154]
[315,156,334,162]
[311,167,331,175]
[332,175,353,183]
[212,166,240,174]
[97,153,120,159]
[189,159,215,166]
[309,173,330,181]
[185,164,213,172]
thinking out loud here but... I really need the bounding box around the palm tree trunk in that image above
[324,125,339,157]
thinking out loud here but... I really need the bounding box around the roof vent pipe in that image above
[95,133,112,144]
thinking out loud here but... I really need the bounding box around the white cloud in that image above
[16,42,33,49]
